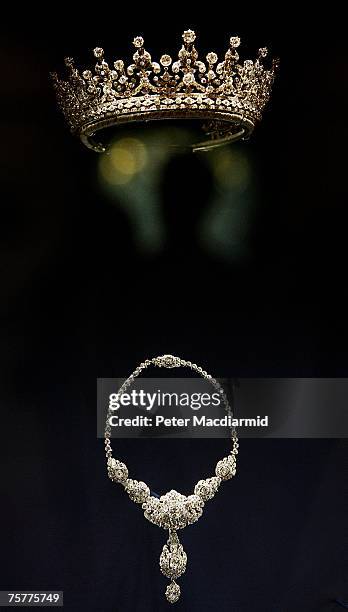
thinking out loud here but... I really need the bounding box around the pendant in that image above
[160,530,187,604]
[114,471,234,602]
[140,484,223,602]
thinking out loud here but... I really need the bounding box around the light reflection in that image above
[99,137,148,185]
[198,147,254,259]
[98,128,191,252]
[97,127,255,259]
[210,148,251,191]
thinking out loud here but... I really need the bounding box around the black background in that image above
[1,7,347,612]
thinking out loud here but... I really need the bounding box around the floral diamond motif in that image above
[142,489,204,530]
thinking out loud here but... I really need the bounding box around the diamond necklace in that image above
[104,354,239,604]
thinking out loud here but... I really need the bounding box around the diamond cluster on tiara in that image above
[51,30,279,151]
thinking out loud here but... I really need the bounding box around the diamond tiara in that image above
[51,30,279,152]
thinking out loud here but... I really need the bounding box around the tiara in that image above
[51,30,278,152]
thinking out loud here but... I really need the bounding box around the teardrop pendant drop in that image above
[160,530,187,603]
[165,581,181,604]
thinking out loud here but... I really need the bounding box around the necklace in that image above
[104,354,239,604]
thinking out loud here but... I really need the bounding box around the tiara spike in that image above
[230,36,241,49]
[52,30,278,152]
[258,47,268,59]
[182,29,196,46]
[133,36,144,49]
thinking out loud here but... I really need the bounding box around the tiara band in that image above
[51,30,278,152]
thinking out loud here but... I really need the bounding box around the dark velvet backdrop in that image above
[1,7,347,612]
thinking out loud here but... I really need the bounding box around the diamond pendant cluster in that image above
[160,531,187,603]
